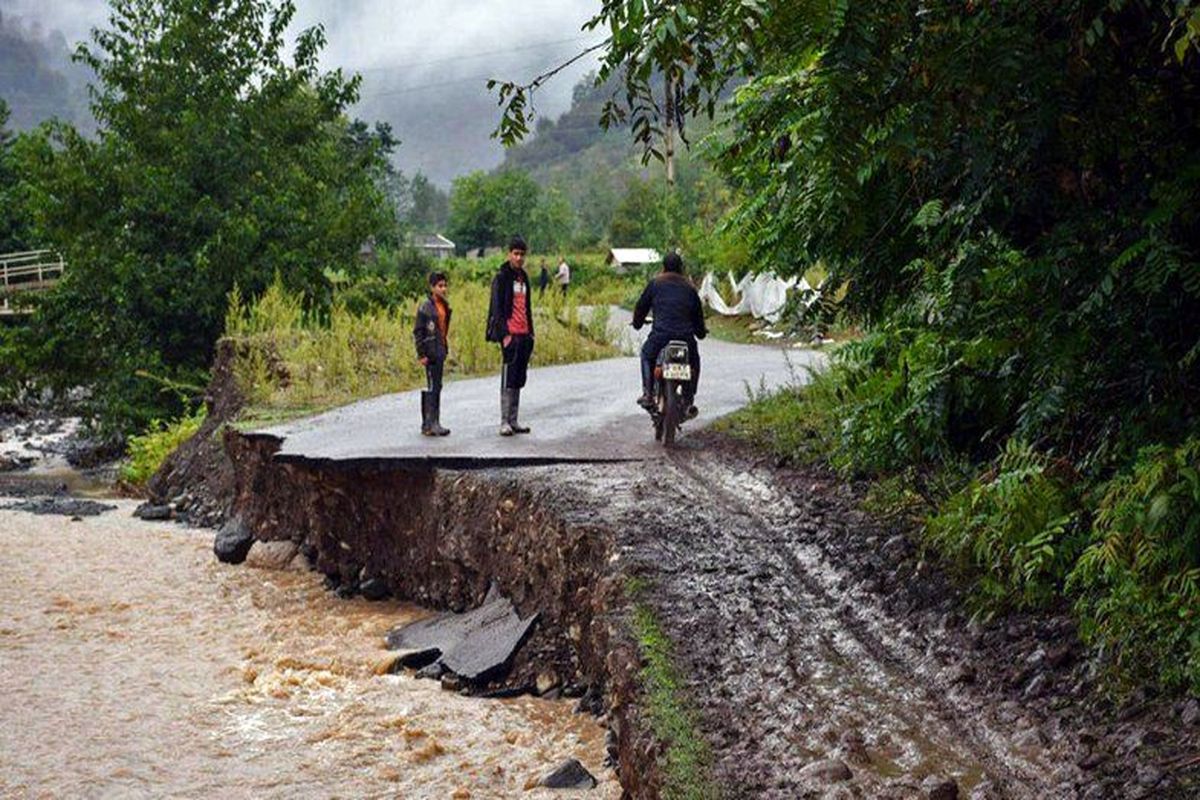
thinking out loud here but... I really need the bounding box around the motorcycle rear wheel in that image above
[662,379,680,446]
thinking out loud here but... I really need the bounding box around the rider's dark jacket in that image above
[413,294,451,363]
[632,271,708,340]
[486,261,535,343]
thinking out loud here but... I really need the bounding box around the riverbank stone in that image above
[133,502,172,521]
[540,758,597,789]
[245,540,300,570]
[213,517,254,564]
[923,775,959,800]
[799,758,852,783]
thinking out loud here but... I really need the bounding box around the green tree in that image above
[447,169,540,252]
[608,177,670,247]
[407,173,450,233]
[0,98,32,254]
[528,187,576,252]
[10,0,393,433]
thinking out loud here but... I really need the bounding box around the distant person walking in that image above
[486,236,535,436]
[555,255,571,297]
[413,271,452,436]
[537,260,550,297]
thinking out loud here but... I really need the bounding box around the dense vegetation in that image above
[496,1,1200,693]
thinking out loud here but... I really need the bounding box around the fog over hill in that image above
[0,0,603,185]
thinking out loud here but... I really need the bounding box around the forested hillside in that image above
[0,11,92,132]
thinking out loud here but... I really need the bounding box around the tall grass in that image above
[225,276,617,418]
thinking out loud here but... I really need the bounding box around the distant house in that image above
[357,237,378,263]
[606,248,662,273]
[412,233,456,260]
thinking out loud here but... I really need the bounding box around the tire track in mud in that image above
[621,451,1075,798]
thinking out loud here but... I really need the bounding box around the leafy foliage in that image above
[1070,438,1200,692]
[4,0,394,434]
[588,0,1200,691]
[926,441,1083,610]
[121,405,208,485]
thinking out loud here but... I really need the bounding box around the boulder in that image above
[798,758,852,783]
[245,540,300,570]
[360,576,391,601]
[133,503,172,521]
[539,758,597,789]
[922,776,959,800]
[213,518,254,564]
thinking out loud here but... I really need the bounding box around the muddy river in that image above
[0,499,617,798]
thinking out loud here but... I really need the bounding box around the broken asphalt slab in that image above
[386,584,539,684]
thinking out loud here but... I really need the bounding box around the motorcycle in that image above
[647,339,693,445]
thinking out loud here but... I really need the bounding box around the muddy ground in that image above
[217,423,1200,799]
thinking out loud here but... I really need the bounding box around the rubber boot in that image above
[499,389,514,436]
[420,391,434,436]
[430,392,450,436]
[509,389,530,434]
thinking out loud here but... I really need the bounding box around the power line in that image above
[356,52,604,102]
[344,35,603,75]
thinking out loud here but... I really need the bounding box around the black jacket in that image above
[486,261,535,342]
[632,272,708,340]
[413,294,451,362]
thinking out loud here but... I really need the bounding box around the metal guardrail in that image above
[0,250,65,314]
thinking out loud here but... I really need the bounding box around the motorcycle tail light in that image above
[654,366,663,379]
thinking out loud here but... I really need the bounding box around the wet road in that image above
[254,309,821,465]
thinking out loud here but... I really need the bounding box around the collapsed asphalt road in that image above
[250,309,819,465]
[217,323,1197,798]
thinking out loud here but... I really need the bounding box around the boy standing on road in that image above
[413,271,452,436]
[486,236,535,436]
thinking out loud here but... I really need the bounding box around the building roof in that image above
[413,233,456,250]
[607,248,662,265]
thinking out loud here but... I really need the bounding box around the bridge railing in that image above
[0,250,65,314]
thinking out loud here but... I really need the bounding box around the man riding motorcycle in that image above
[632,252,707,417]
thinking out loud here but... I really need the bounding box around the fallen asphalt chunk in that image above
[385,583,539,684]
[540,758,598,789]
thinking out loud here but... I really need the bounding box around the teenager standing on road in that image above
[486,236,535,436]
[413,271,452,436]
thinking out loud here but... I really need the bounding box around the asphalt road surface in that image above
[253,310,822,466]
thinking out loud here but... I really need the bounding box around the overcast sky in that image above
[0,0,601,90]
[0,0,607,182]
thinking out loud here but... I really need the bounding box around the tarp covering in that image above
[699,271,812,324]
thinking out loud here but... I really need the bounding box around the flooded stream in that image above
[0,499,617,798]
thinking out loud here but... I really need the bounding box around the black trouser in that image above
[641,332,700,401]
[501,335,534,390]
[424,359,444,394]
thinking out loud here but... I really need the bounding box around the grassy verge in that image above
[224,276,618,419]
[626,579,718,800]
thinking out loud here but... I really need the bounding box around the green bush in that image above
[121,406,208,485]
[1070,438,1200,693]
[925,441,1083,611]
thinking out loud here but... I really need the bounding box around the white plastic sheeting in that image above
[698,271,813,324]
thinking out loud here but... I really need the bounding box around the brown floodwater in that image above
[0,500,618,799]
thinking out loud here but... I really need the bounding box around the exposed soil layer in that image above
[147,339,246,527]
[224,426,1200,799]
